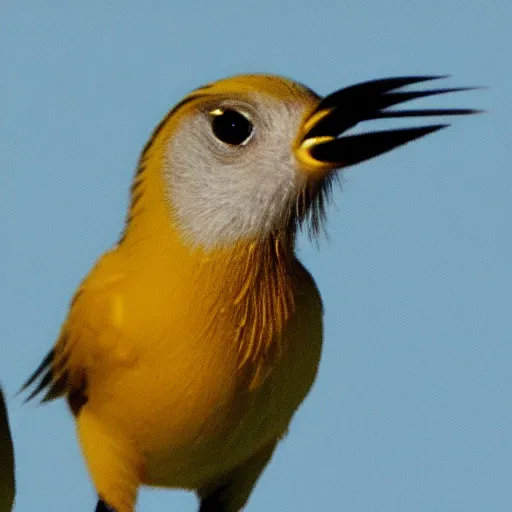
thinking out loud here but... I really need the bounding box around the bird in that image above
[0,387,15,511]
[22,74,478,511]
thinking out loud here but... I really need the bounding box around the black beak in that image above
[297,76,481,170]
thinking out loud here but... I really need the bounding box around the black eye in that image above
[210,108,253,146]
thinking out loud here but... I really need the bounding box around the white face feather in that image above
[164,93,312,249]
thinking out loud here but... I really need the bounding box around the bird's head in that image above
[124,74,477,250]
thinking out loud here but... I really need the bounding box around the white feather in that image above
[164,94,311,249]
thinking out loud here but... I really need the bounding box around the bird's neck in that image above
[120,230,299,388]
[117,151,299,387]
[201,235,298,388]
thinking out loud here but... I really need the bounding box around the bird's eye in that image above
[210,108,253,146]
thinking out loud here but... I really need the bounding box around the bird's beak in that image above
[295,76,480,177]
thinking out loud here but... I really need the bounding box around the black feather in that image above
[20,350,54,394]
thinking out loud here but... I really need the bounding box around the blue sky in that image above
[2,1,510,511]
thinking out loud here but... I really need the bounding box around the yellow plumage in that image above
[24,73,476,511]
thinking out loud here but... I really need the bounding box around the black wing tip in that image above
[23,372,51,404]
[19,349,55,403]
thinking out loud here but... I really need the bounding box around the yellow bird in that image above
[23,74,477,511]
[0,388,15,511]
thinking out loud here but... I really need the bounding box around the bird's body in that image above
[24,74,477,511]
[71,236,321,510]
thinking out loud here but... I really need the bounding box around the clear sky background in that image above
[1,2,510,511]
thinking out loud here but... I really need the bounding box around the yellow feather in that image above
[26,74,325,512]
[22,71,478,511]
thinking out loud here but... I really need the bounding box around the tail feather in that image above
[21,349,69,403]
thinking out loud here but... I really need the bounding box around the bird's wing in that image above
[0,387,15,511]
[22,251,127,412]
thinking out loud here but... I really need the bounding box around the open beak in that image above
[296,75,481,174]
